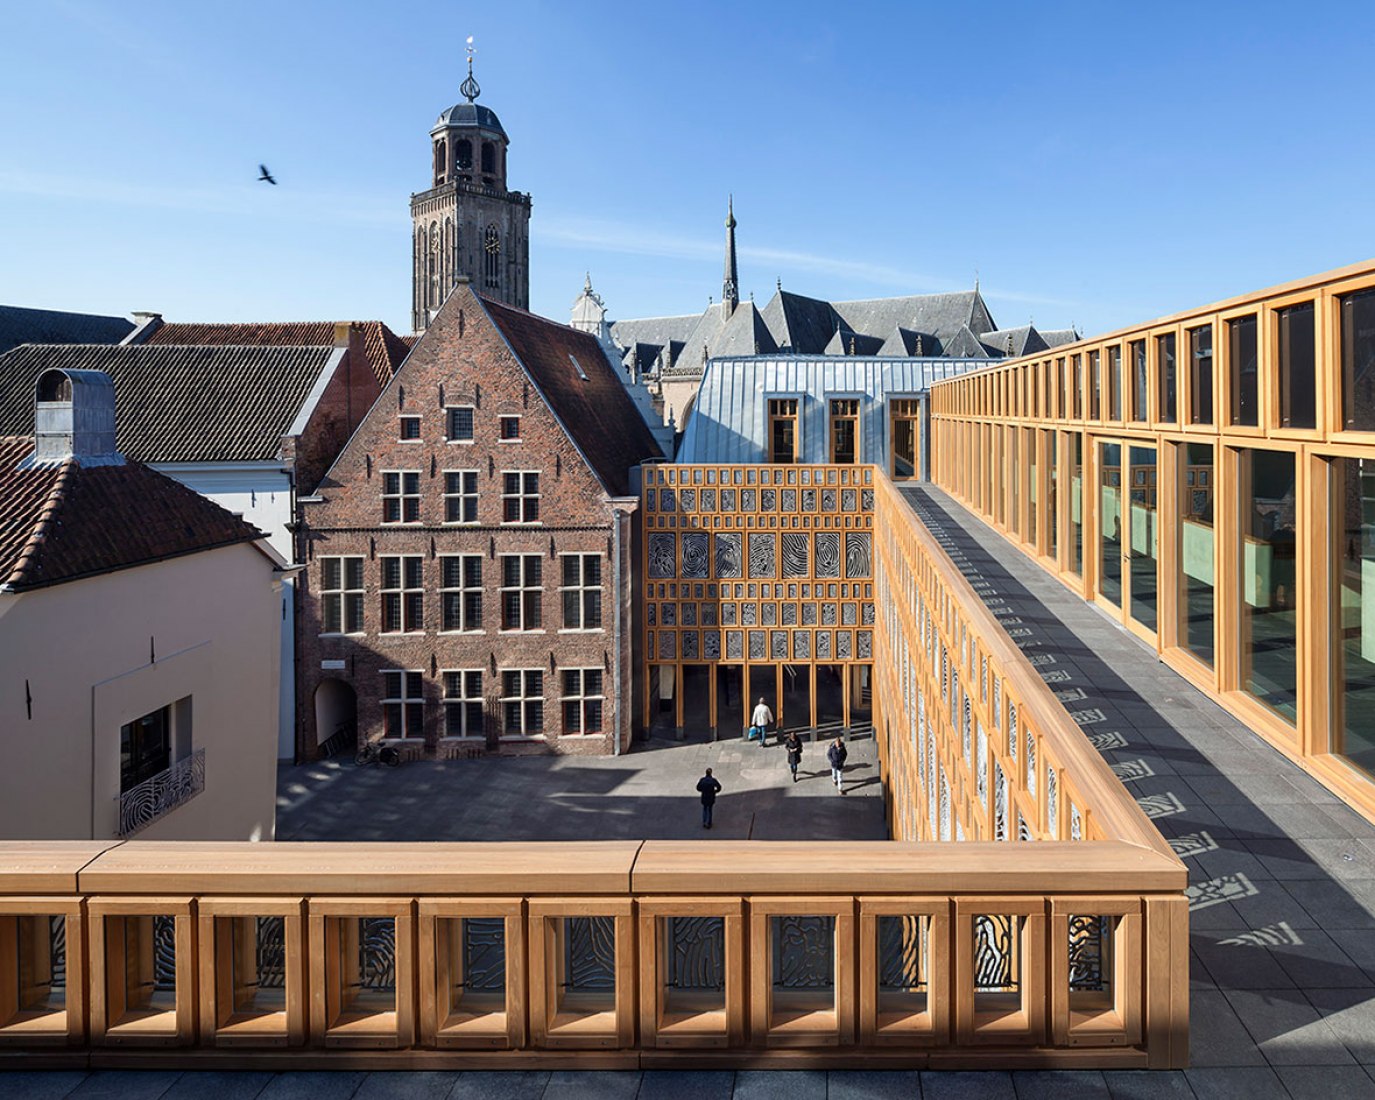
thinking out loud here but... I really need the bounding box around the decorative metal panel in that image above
[781,602,798,626]
[1026,729,1037,796]
[1070,802,1083,841]
[1067,915,1109,992]
[1018,814,1032,841]
[659,631,676,659]
[842,603,857,625]
[821,603,837,625]
[761,489,776,512]
[781,489,797,512]
[119,749,206,837]
[771,915,835,991]
[837,631,852,659]
[939,769,951,841]
[973,915,1019,993]
[815,532,841,578]
[726,631,744,659]
[50,915,66,996]
[681,533,709,578]
[681,603,697,626]
[564,916,616,992]
[463,917,506,993]
[682,631,699,659]
[255,915,286,989]
[721,603,737,625]
[793,631,810,660]
[802,603,817,625]
[704,631,721,660]
[841,488,857,512]
[701,603,716,626]
[741,602,756,626]
[845,532,872,577]
[721,489,736,511]
[761,603,777,626]
[649,533,676,578]
[821,488,837,512]
[741,489,757,511]
[359,916,396,991]
[802,489,816,511]
[771,631,788,659]
[857,631,872,658]
[747,533,776,577]
[862,603,875,624]
[977,723,989,810]
[862,489,874,511]
[994,762,1008,840]
[153,914,177,993]
[661,603,676,626]
[679,488,696,512]
[749,630,766,659]
[817,631,831,658]
[782,532,809,577]
[1047,766,1059,836]
[668,916,725,991]
[700,488,717,512]
[878,915,927,992]
[659,488,675,512]
[715,533,742,578]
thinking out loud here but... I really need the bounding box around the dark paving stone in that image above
[352,1072,460,1100]
[1267,930,1375,989]
[1187,990,1267,1067]
[1010,1069,1110,1098]
[1192,933,1298,991]
[256,1072,367,1100]
[447,1072,550,1099]
[636,1070,734,1100]
[825,1070,923,1099]
[1222,987,1354,1065]
[541,1071,638,1099]
[161,1073,274,1100]
[68,1071,183,1100]
[0,1072,92,1100]
[920,1071,1016,1100]
[1280,880,1375,930]
[1304,987,1375,1064]
[1274,1065,1375,1098]
[1181,1067,1287,1100]
[1100,1070,1196,1099]
[731,1070,827,1100]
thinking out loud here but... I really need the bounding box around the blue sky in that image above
[2,0,1373,338]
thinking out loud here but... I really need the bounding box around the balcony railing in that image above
[117,748,205,837]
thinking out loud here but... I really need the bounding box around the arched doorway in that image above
[313,679,357,759]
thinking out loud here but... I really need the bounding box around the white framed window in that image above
[381,555,424,633]
[446,406,475,443]
[500,554,542,630]
[501,471,540,523]
[382,670,424,738]
[562,669,603,734]
[499,415,521,441]
[560,553,602,630]
[443,470,478,524]
[443,670,484,738]
[320,556,364,634]
[399,415,422,441]
[382,470,421,524]
[440,555,482,632]
[501,669,543,736]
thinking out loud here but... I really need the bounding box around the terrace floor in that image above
[8,486,1375,1099]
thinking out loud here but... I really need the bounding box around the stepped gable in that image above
[0,305,133,357]
[0,343,335,463]
[142,319,410,388]
[0,434,264,592]
[480,293,663,496]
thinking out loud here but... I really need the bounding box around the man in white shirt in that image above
[750,697,774,748]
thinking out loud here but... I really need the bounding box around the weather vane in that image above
[461,35,481,102]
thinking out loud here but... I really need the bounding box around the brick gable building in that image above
[296,283,662,761]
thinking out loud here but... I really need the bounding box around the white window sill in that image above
[378,631,427,638]
[446,439,475,445]
[441,521,480,527]
[499,629,546,635]
[499,734,547,741]
[557,628,605,634]
[396,439,425,444]
[438,629,485,636]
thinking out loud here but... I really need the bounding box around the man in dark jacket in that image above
[696,767,723,828]
[827,737,848,793]
[784,730,803,782]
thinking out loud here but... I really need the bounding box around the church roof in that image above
[1038,328,1081,349]
[669,302,778,378]
[433,102,506,136]
[942,324,994,359]
[760,290,841,354]
[609,313,701,357]
[979,325,1049,359]
[831,289,995,346]
[823,329,885,356]
[0,305,133,357]
[480,295,663,496]
[0,433,265,592]
[0,343,336,464]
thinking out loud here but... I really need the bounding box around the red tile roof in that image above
[0,435,266,592]
[478,296,664,496]
[143,320,410,388]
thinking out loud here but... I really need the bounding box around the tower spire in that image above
[461,36,481,102]
[722,195,739,315]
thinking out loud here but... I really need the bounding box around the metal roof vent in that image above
[28,367,124,467]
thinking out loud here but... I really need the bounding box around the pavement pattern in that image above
[8,486,1375,1098]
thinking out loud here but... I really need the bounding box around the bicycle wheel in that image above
[380,745,401,768]
[353,745,374,767]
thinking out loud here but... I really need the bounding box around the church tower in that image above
[410,45,531,332]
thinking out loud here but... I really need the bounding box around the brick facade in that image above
[296,285,653,761]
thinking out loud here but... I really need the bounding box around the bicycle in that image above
[354,740,401,768]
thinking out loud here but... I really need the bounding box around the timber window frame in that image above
[500,554,543,631]
[768,398,799,463]
[442,670,485,739]
[320,556,365,635]
[440,555,482,633]
[501,471,540,524]
[380,556,424,634]
[559,553,603,630]
[381,670,425,739]
[443,470,479,525]
[829,397,861,464]
[500,669,544,737]
[561,668,604,734]
[381,470,421,525]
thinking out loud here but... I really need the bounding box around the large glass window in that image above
[1179,443,1215,666]
[769,399,798,463]
[1088,352,1101,420]
[829,398,859,463]
[1277,302,1316,429]
[1071,355,1083,419]
[1127,445,1159,632]
[1098,443,1122,607]
[1333,457,1375,778]
[1048,432,1059,560]
[1028,429,1038,549]
[1008,429,1020,535]
[1107,346,1122,421]
[1069,435,1084,577]
[1189,325,1214,425]
[440,555,482,632]
[1229,316,1259,427]
[1340,287,1375,431]
[1240,449,1298,720]
[381,556,424,633]
[1130,340,1147,422]
[1157,333,1177,423]
[320,556,364,634]
[120,707,171,793]
[500,555,542,631]
[890,399,920,479]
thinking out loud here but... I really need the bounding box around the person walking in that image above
[784,729,803,782]
[827,736,848,793]
[750,696,774,747]
[696,767,722,829]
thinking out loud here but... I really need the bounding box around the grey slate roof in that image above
[0,306,133,357]
[943,324,993,359]
[824,329,885,356]
[666,302,778,378]
[831,290,995,347]
[759,291,841,354]
[608,313,700,360]
[0,343,335,463]
[678,355,988,464]
[979,326,1049,358]
[1038,328,1081,349]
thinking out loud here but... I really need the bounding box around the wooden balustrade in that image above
[0,838,1186,1069]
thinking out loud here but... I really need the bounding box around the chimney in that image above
[30,368,123,467]
[333,322,351,348]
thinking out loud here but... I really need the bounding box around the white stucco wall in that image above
[0,541,281,841]
[152,462,297,759]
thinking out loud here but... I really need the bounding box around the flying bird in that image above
[257,164,277,185]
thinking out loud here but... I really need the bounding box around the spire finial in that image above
[722,195,739,315]
[974,268,980,293]
[776,276,782,292]
[584,271,592,292]
[461,36,481,102]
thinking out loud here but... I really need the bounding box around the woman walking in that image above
[784,729,803,782]
[827,736,848,793]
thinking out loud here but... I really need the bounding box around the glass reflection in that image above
[1334,457,1375,778]
[1241,449,1298,720]
[1099,442,1122,607]
[1180,443,1215,666]
[1128,445,1158,631]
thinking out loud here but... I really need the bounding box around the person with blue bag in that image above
[749,696,774,747]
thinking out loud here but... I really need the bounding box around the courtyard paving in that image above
[8,487,1375,1098]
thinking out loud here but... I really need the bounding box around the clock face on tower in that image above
[484,226,501,255]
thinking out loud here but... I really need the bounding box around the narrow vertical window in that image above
[1239,448,1298,720]
[1277,302,1316,429]
[560,554,603,629]
[381,556,424,633]
[1071,355,1083,419]
[1189,325,1214,424]
[1179,443,1215,666]
[1157,333,1177,423]
[320,556,365,634]
[440,555,482,631]
[1107,346,1122,421]
[1229,315,1259,426]
[1332,456,1375,777]
[1088,351,1101,420]
[829,398,859,463]
[500,670,544,735]
[1340,287,1375,430]
[562,669,604,734]
[769,399,798,463]
[1130,340,1147,422]
[500,555,542,630]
